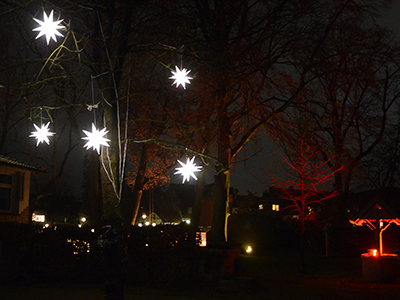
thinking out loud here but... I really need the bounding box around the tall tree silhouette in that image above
[266,121,341,270]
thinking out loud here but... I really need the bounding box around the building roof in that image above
[348,188,400,221]
[0,155,46,172]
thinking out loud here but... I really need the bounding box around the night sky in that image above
[228,1,400,196]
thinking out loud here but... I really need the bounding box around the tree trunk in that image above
[88,151,102,227]
[210,108,231,245]
[191,170,205,229]
[101,98,121,225]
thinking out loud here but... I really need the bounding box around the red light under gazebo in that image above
[350,200,400,256]
[349,195,400,283]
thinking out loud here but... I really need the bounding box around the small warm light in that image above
[81,217,87,223]
[91,228,95,233]
[138,223,143,227]
[32,213,46,223]
[365,249,379,257]
[259,204,264,210]
[272,204,280,211]
[174,156,202,183]
[142,214,147,219]
[152,222,156,227]
[78,224,82,228]
[145,221,150,226]
[198,232,207,247]
[246,246,253,254]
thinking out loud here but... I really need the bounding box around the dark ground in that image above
[1,251,400,300]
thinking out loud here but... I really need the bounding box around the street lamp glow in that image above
[174,156,202,183]
[30,122,55,146]
[169,66,192,89]
[33,10,65,45]
[82,123,110,154]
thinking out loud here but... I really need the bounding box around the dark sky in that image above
[227,1,400,196]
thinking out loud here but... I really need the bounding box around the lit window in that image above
[259,204,264,210]
[196,232,207,247]
[272,204,279,211]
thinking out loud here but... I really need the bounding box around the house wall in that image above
[0,207,29,223]
[0,166,31,224]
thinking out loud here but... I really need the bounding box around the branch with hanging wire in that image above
[35,21,84,81]
[130,138,228,174]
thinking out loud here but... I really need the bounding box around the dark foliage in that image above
[0,223,201,284]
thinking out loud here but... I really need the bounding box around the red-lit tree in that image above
[266,117,341,269]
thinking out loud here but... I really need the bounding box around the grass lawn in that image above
[242,251,400,300]
[1,252,400,299]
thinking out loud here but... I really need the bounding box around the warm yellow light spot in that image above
[372,249,378,257]
[272,204,280,211]
[246,246,252,254]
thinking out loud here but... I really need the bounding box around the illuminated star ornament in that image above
[174,156,202,183]
[33,10,65,45]
[169,66,192,89]
[82,123,110,154]
[30,122,55,146]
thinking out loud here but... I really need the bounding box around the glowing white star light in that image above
[169,66,192,89]
[174,156,202,183]
[30,122,55,146]
[82,123,110,154]
[33,10,65,45]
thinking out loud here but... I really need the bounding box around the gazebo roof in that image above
[0,155,46,173]
[353,199,398,220]
[349,188,400,221]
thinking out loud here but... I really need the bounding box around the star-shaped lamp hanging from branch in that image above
[174,156,202,183]
[82,123,110,154]
[169,66,192,89]
[30,122,55,146]
[33,10,65,45]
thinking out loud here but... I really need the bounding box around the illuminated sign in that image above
[32,213,45,223]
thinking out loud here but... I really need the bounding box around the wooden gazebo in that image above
[350,197,400,256]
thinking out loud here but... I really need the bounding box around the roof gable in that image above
[349,188,400,220]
